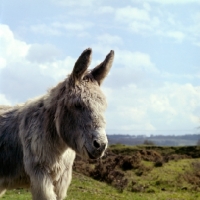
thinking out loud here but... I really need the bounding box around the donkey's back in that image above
[0,106,29,192]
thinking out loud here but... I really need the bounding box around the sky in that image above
[0,0,200,135]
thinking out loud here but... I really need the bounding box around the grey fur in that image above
[0,48,114,200]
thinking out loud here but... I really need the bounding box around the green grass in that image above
[68,171,200,200]
[3,167,200,200]
[2,189,30,200]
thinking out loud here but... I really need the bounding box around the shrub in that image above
[164,154,191,162]
[139,150,162,162]
[117,154,141,171]
[154,159,164,167]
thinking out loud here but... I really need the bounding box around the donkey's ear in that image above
[91,50,114,85]
[71,48,92,83]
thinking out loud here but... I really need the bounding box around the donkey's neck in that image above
[42,80,69,155]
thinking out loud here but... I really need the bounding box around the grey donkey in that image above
[0,48,114,200]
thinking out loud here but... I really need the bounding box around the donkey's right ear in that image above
[91,50,114,85]
[70,48,92,85]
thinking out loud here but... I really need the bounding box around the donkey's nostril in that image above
[93,140,101,149]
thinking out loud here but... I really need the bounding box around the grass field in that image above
[2,145,200,200]
[3,171,200,200]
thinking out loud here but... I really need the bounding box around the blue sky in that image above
[0,0,200,135]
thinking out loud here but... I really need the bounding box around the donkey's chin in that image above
[83,147,105,160]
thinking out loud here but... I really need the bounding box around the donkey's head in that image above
[55,48,114,159]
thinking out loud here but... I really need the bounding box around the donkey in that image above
[0,48,114,200]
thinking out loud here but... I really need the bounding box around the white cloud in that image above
[143,2,151,11]
[0,58,7,69]
[105,83,200,131]
[0,94,11,105]
[30,22,92,37]
[115,50,158,73]
[114,5,161,34]
[52,22,92,31]
[91,46,155,71]
[0,24,30,61]
[52,0,97,6]
[93,47,159,89]
[146,0,200,4]
[188,12,200,45]
[167,31,185,42]
[115,6,150,23]
[0,24,76,103]
[30,24,62,36]
[26,44,62,63]
[97,6,115,14]
[97,34,123,45]
[39,56,75,81]
[98,43,200,132]
[113,4,198,43]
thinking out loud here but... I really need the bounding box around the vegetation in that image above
[3,145,200,199]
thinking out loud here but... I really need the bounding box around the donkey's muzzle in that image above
[84,128,108,159]
[86,145,107,159]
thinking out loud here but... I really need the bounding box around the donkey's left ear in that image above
[71,48,92,84]
[91,50,114,85]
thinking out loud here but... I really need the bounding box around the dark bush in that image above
[117,155,141,171]
[154,159,164,167]
[163,154,191,162]
[139,150,162,162]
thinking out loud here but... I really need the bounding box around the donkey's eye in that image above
[74,104,83,110]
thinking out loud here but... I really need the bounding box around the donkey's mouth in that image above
[85,147,99,160]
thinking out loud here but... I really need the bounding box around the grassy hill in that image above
[2,145,200,200]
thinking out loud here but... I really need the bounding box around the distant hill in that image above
[107,134,200,146]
